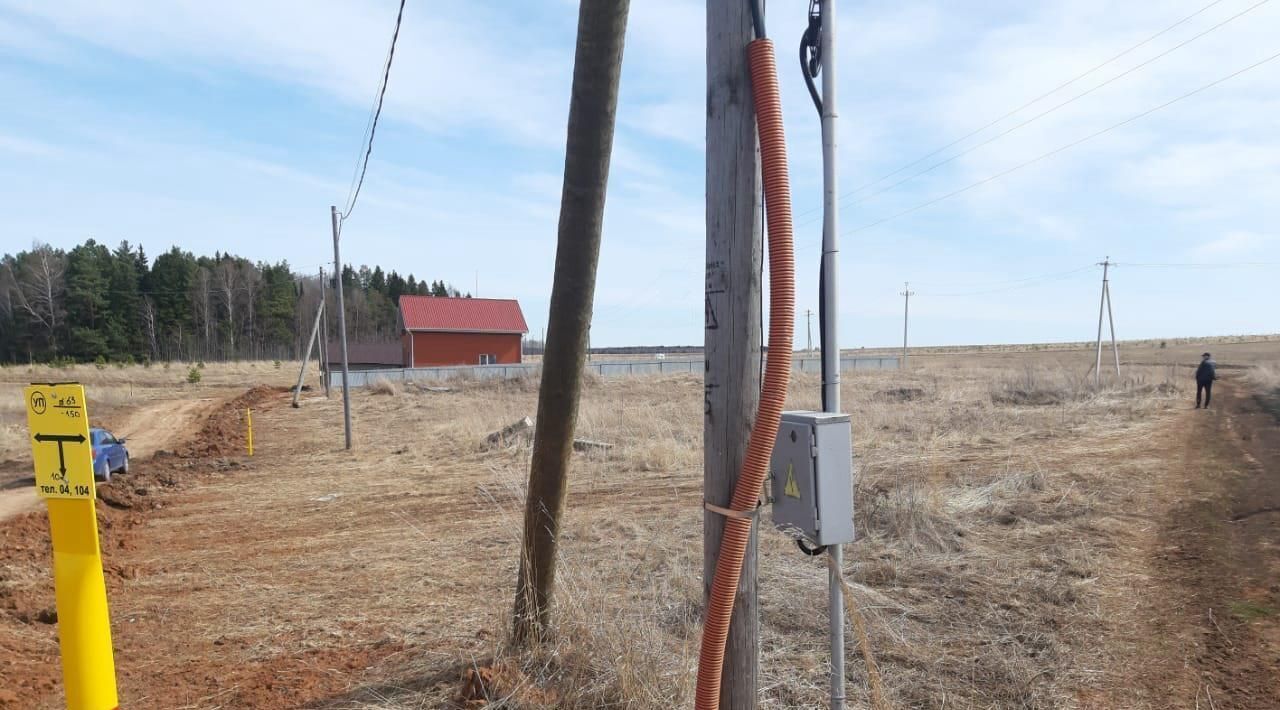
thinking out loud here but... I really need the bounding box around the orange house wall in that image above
[403,331,523,367]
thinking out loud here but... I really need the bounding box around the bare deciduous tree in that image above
[11,244,67,355]
[216,260,239,356]
[141,296,159,360]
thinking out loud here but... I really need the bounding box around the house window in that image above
[479,354,497,365]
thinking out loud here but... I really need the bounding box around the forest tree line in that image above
[0,240,463,364]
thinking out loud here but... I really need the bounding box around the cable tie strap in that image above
[703,499,763,520]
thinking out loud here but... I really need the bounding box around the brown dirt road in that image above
[1098,381,1280,708]
[0,397,221,522]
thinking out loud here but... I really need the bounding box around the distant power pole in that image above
[805,309,813,352]
[1093,257,1121,387]
[900,282,914,368]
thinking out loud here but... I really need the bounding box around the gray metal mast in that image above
[819,1,845,706]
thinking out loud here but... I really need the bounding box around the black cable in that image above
[799,0,822,114]
[800,0,828,410]
[796,538,828,556]
[749,0,766,38]
[342,0,407,222]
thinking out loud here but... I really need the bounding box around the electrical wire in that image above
[824,0,1274,215]
[799,0,822,114]
[915,265,1096,297]
[341,0,407,222]
[749,0,766,39]
[843,47,1280,237]
[792,0,1241,222]
[1116,261,1280,268]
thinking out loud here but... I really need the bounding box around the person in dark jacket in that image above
[1195,352,1217,408]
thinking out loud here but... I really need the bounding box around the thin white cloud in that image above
[1190,230,1274,257]
[0,131,61,156]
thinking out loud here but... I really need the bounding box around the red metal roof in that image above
[399,295,529,334]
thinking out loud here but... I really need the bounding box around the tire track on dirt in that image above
[0,396,225,524]
[1140,382,1280,708]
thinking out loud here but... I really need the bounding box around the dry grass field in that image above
[1,338,1278,708]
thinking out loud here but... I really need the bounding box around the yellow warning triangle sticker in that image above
[783,463,801,499]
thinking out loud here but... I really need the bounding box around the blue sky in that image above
[1,0,1277,348]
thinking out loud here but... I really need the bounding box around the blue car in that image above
[90,427,130,482]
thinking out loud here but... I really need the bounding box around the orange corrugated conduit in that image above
[695,36,795,710]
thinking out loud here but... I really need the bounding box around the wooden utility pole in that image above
[292,299,324,408]
[513,0,630,644]
[900,282,913,369]
[705,0,762,705]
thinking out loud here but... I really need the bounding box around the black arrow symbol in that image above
[33,433,86,475]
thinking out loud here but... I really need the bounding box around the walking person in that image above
[1195,352,1217,409]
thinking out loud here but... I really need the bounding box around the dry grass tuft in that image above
[368,377,399,396]
[1249,362,1280,392]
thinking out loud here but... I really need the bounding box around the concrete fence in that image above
[328,355,898,389]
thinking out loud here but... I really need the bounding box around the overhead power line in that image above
[844,47,1280,237]
[799,0,1272,226]
[341,0,407,222]
[914,264,1097,296]
[826,0,1272,216]
[1117,261,1280,268]
[793,0,1246,223]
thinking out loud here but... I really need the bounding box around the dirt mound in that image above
[175,385,284,458]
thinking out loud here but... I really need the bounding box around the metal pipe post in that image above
[331,206,352,449]
[819,1,845,707]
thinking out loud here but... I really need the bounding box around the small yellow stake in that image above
[24,383,119,710]
[247,408,254,456]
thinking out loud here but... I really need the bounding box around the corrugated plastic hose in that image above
[696,37,795,710]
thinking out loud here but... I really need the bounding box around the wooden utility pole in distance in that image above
[513,0,630,644]
[705,0,762,705]
[1093,257,1121,387]
[900,282,914,369]
[292,298,325,408]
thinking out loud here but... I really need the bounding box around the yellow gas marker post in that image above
[24,383,120,710]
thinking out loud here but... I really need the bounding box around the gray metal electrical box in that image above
[769,411,854,546]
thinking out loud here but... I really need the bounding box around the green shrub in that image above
[274,359,282,369]
[187,366,202,384]
[94,355,107,370]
